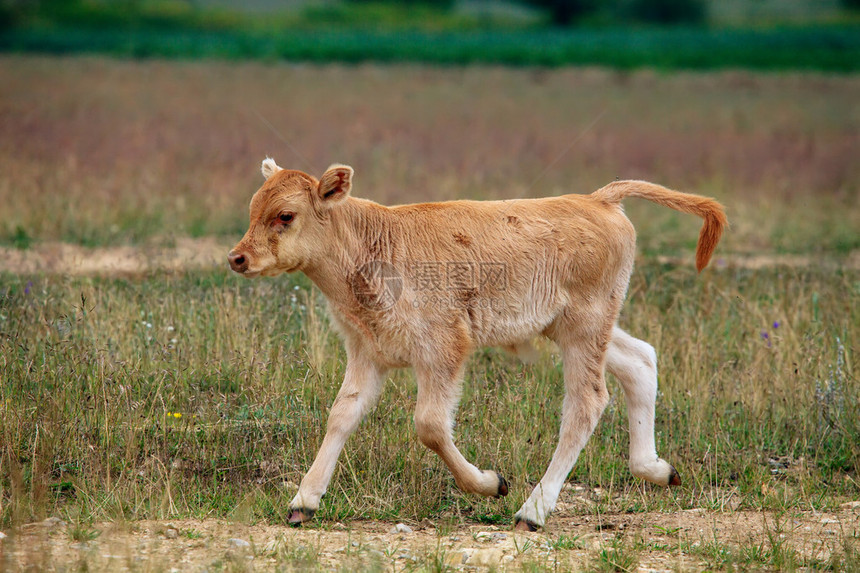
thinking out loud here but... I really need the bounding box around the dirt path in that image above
[3,502,858,571]
[0,238,230,277]
[1,239,858,277]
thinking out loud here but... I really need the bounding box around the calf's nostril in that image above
[228,252,248,272]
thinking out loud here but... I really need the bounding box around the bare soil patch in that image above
[0,238,230,277]
[2,502,857,571]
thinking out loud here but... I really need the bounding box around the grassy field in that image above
[1,263,857,569]
[0,56,858,569]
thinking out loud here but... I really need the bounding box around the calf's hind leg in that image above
[606,326,680,486]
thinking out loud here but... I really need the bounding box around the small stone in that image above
[465,548,504,566]
[475,531,508,543]
[444,548,472,566]
[390,523,413,534]
[41,517,66,528]
[840,501,860,511]
[0,531,6,540]
[165,528,178,539]
[227,538,251,549]
[579,533,600,551]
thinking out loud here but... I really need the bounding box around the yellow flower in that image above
[173,412,182,419]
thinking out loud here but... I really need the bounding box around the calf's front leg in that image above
[288,351,387,525]
[413,361,509,498]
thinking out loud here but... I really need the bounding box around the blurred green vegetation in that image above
[518,0,708,26]
[0,0,858,70]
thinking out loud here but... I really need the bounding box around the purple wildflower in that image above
[773,321,780,329]
[24,281,32,295]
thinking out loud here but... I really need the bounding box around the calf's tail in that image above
[593,180,728,272]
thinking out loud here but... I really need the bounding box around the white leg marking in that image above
[607,326,675,486]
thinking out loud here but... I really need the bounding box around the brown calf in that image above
[228,158,727,530]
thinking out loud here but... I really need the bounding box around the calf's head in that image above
[228,158,353,277]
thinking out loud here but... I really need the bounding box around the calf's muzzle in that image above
[227,251,249,274]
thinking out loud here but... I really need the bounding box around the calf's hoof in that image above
[287,507,315,526]
[495,473,509,498]
[668,466,681,486]
[513,518,539,532]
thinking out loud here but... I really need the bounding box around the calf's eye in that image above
[278,213,294,224]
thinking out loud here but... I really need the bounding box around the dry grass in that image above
[0,56,858,255]
[0,264,856,523]
[0,262,857,569]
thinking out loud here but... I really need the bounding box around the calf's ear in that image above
[261,157,282,180]
[317,164,353,204]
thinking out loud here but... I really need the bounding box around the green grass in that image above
[2,0,858,71]
[3,24,859,71]
[0,262,856,528]
[589,535,640,572]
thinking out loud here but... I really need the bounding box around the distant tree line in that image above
[4,0,860,31]
[348,0,708,25]
[506,0,709,25]
[346,0,860,26]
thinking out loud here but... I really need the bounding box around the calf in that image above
[228,158,727,530]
